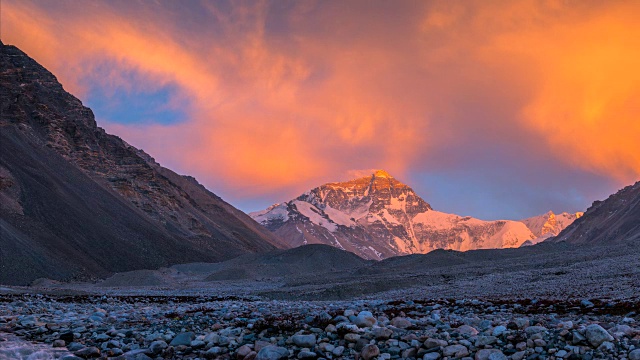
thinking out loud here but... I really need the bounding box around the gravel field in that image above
[1,241,638,359]
[1,294,639,360]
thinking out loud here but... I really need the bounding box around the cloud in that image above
[3,0,639,217]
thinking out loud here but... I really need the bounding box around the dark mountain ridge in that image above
[0,41,283,285]
[551,180,640,244]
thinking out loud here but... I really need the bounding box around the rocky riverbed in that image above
[1,294,639,360]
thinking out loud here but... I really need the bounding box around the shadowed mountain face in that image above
[0,41,283,285]
[551,181,640,244]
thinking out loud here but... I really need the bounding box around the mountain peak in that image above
[373,169,393,178]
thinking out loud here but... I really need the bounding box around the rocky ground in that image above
[1,294,639,360]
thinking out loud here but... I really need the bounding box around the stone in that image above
[204,332,219,344]
[67,342,84,352]
[255,340,271,352]
[297,350,317,359]
[74,347,101,358]
[514,318,530,329]
[337,322,360,333]
[391,317,412,329]
[205,347,224,358]
[488,352,508,360]
[423,353,441,360]
[555,350,568,358]
[581,300,595,307]
[256,346,290,360]
[149,340,167,354]
[424,338,447,348]
[475,349,507,360]
[344,333,360,342]
[491,326,507,336]
[456,325,479,336]
[572,331,586,344]
[219,336,231,346]
[53,339,66,347]
[354,311,377,328]
[443,344,469,357]
[598,341,615,352]
[291,334,316,348]
[372,327,393,340]
[402,348,417,358]
[524,326,547,335]
[191,339,206,349]
[584,324,614,347]
[170,332,195,346]
[629,349,640,360]
[332,346,345,356]
[318,342,335,353]
[475,336,497,347]
[610,324,634,337]
[361,344,380,360]
[355,338,369,352]
[558,321,573,329]
[237,345,253,360]
[533,339,546,347]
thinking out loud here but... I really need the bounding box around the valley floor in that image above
[0,293,639,360]
[1,241,639,359]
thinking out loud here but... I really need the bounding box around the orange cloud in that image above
[514,6,640,181]
[3,0,639,210]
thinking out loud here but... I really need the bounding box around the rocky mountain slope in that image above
[519,211,583,245]
[0,41,283,285]
[551,181,640,244]
[250,170,577,259]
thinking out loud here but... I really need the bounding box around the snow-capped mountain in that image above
[250,170,571,259]
[519,211,583,245]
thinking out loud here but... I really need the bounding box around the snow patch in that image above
[250,203,290,224]
[323,205,355,227]
[292,200,338,232]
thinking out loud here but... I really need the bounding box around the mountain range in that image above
[250,170,582,259]
[1,40,638,288]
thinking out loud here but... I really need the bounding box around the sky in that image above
[3,0,639,220]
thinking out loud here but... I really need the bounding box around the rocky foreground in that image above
[1,295,639,360]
